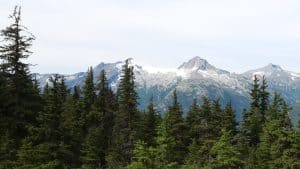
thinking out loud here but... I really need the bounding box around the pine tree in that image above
[259,75,269,120]
[126,140,158,169]
[182,139,203,169]
[142,96,160,147]
[0,6,42,167]
[107,59,140,168]
[60,90,84,168]
[197,97,218,166]
[211,99,223,138]
[210,129,243,169]
[250,75,260,109]
[73,85,81,100]
[186,99,201,141]
[152,118,178,169]
[281,120,300,168]
[163,90,188,165]
[83,67,96,111]
[17,75,70,168]
[81,70,116,168]
[256,94,296,169]
[0,71,10,136]
[222,102,238,135]
[240,75,265,147]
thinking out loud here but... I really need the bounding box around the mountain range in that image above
[35,56,300,122]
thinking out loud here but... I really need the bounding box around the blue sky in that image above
[1,0,300,74]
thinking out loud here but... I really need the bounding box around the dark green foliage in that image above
[256,94,297,169]
[250,75,260,109]
[142,96,160,147]
[81,70,116,169]
[1,7,300,169]
[0,7,42,167]
[210,129,243,169]
[17,75,71,168]
[107,59,140,168]
[240,75,269,148]
[60,93,84,168]
[151,117,178,169]
[126,141,158,169]
[186,99,201,141]
[182,139,203,169]
[197,97,221,166]
[211,99,223,137]
[73,85,81,100]
[222,102,238,135]
[163,90,188,165]
[83,67,96,111]
[259,76,269,119]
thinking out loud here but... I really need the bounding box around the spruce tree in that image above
[163,90,188,165]
[257,94,296,169]
[240,75,265,148]
[259,75,269,119]
[81,70,116,169]
[222,102,238,135]
[197,97,217,166]
[250,75,260,109]
[73,85,81,100]
[83,67,96,111]
[152,117,177,169]
[17,75,70,168]
[182,139,202,169]
[0,72,9,134]
[107,59,140,168]
[126,140,158,169]
[142,96,160,147]
[186,98,201,141]
[210,129,243,169]
[211,99,223,138]
[0,6,42,167]
[60,89,84,168]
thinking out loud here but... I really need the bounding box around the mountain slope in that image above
[35,57,300,122]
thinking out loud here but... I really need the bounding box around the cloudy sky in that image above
[1,0,300,74]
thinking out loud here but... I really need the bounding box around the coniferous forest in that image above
[0,6,300,169]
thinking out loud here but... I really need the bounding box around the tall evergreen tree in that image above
[107,59,140,168]
[17,75,71,168]
[256,94,295,169]
[250,75,260,109]
[83,67,96,111]
[210,129,243,169]
[163,90,188,165]
[222,102,238,135]
[152,117,178,169]
[186,99,201,141]
[259,75,269,119]
[197,97,219,166]
[0,6,42,167]
[142,96,160,147]
[240,75,265,147]
[72,85,81,100]
[81,70,116,169]
[126,140,158,169]
[211,99,223,138]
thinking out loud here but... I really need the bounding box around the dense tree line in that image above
[0,7,299,169]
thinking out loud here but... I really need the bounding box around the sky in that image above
[1,0,300,74]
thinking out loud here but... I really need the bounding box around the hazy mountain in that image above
[35,56,300,121]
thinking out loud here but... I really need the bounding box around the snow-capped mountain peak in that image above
[35,57,300,122]
[263,63,283,72]
[178,56,215,71]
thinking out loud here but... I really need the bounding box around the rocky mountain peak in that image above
[178,56,215,71]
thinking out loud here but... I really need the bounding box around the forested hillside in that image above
[0,7,299,169]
